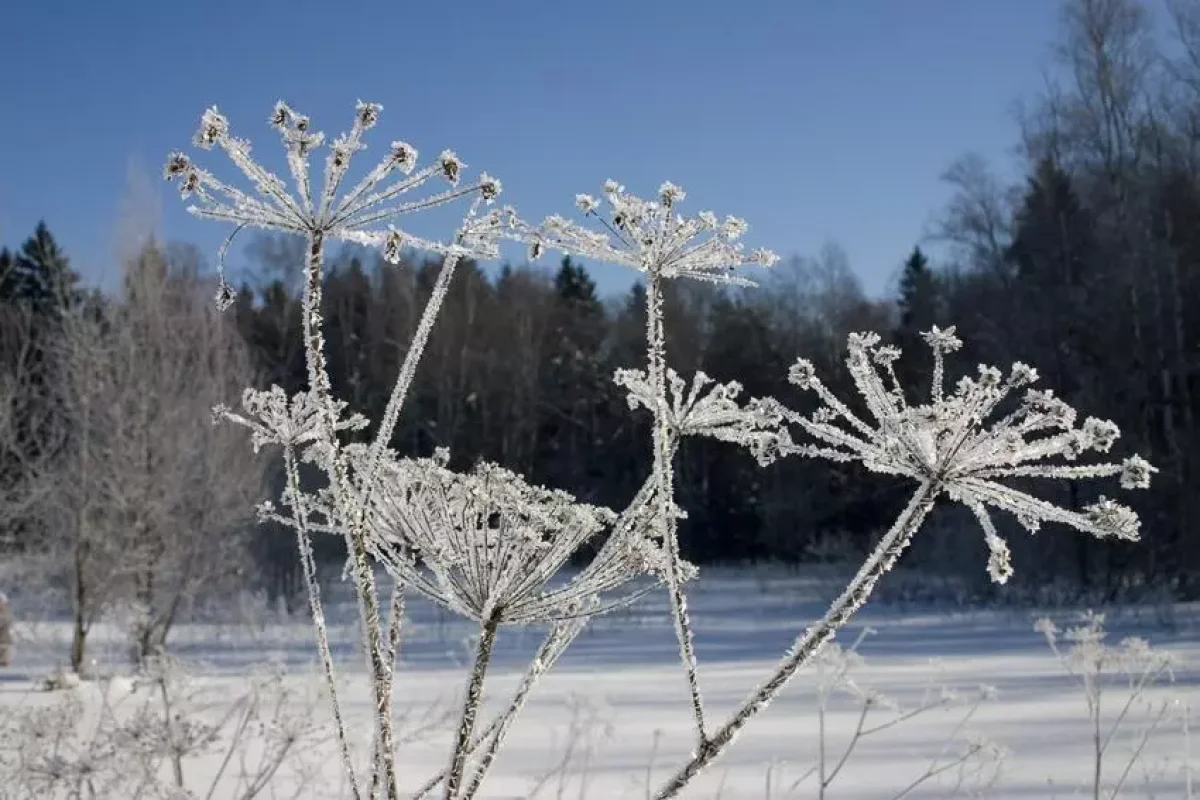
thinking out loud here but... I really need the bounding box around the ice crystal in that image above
[778,328,1154,584]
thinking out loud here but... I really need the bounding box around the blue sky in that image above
[0,0,1065,300]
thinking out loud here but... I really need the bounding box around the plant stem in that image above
[652,480,938,799]
[284,447,361,800]
[372,582,408,800]
[445,612,502,799]
[459,620,583,800]
[301,230,398,799]
[645,274,708,748]
[355,253,462,522]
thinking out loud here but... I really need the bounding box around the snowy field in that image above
[2,565,1197,799]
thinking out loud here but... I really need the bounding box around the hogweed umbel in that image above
[510,179,778,284]
[165,101,502,306]
[361,448,651,626]
[510,181,779,750]
[172,101,507,800]
[778,327,1151,584]
[651,328,1153,798]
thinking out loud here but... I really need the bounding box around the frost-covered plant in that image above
[171,101,505,799]
[646,327,1152,797]
[780,328,1148,582]
[0,657,326,800]
[1036,612,1190,799]
[782,630,1005,799]
[513,181,779,753]
[175,100,782,799]
[362,448,660,625]
[170,97,1156,800]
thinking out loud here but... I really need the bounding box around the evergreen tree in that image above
[897,246,936,335]
[1,222,81,316]
[537,257,608,495]
[893,246,937,392]
[1004,158,1100,399]
[1004,158,1105,586]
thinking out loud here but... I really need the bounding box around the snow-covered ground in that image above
[2,566,1197,798]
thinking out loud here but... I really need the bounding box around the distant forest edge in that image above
[5,1,1200,602]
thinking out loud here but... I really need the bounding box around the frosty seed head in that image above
[502,181,777,286]
[1119,455,1156,489]
[575,194,600,214]
[479,173,501,201]
[389,141,417,173]
[214,281,236,312]
[165,101,506,305]
[360,451,656,625]
[355,100,381,130]
[383,230,405,264]
[269,101,291,129]
[439,150,462,185]
[164,153,190,179]
[194,107,228,148]
[658,181,686,207]
[775,327,1154,583]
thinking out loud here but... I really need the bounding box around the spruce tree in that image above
[1,222,80,317]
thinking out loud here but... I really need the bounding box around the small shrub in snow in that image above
[1036,612,1192,798]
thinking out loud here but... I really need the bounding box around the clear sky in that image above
[0,0,1066,300]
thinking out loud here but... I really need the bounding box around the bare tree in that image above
[105,243,262,663]
[38,241,263,671]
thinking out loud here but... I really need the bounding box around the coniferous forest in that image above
[4,0,1200,608]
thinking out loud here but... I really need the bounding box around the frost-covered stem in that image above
[371,582,407,800]
[458,622,581,800]
[445,612,501,799]
[356,253,462,516]
[1185,701,1194,800]
[367,582,410,800]
[284,447,362,800]
[158,674,186,788]
[301,230,398,799]
[1092,672,1102,800]
[817,677,827,798]
[653,480,939,799]
[645,273,708,748]
[387,582,406,678]
[1110,699,1173,799]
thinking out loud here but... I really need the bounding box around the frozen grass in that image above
[2,565,1196,798]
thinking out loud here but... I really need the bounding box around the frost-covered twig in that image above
[1036,612,1183,799]
[286,451,361,798]
[782,634,1005,800]
[0,658,326,800]
[443,612,501,799]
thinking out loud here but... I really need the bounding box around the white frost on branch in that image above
[778,327,1155,584]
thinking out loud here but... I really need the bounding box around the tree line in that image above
[2,2,1199,664]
